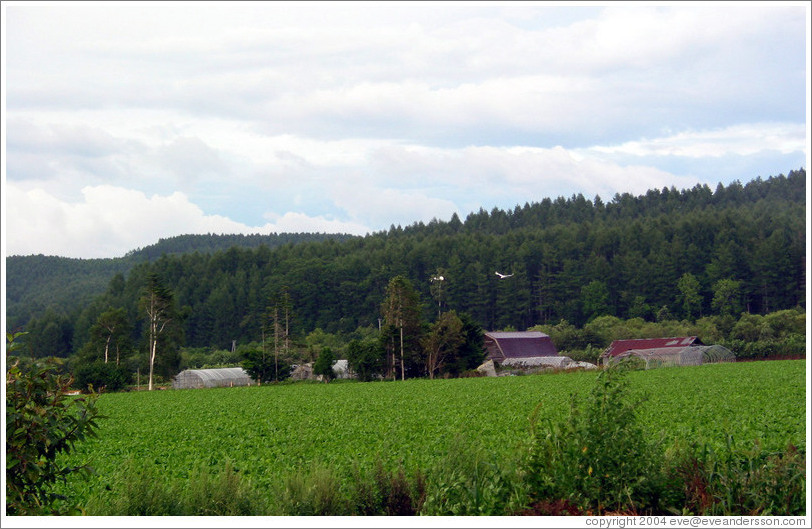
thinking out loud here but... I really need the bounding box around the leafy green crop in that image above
[57,360,806,508]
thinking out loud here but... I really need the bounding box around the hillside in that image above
[6,232,355,330]
[7,169,806,359]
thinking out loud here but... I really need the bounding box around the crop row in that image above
[60,360,806,503]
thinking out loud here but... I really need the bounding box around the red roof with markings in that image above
[601,337,704,358]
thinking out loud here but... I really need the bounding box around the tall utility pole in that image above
[430,274,445,319]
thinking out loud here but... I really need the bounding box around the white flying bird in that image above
[495,272,514,279]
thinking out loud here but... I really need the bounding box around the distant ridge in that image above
[124,232,357,261]
[6,232,356,330]
[6,169,806,342]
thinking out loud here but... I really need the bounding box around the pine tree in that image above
[381,276,423,380]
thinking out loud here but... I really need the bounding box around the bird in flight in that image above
[495,272,514,279]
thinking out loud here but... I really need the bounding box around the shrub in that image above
[422,436,526,515]
[86,461,180,515]
[6,332,102,515]
[313,347,336,382]
[85,459,266,515]
[346,338,385,381]
[669,439,806,516]
[277,463,349,515]
[565,344,603,364]
[277,460,426,516]
[526,368,669,514]
[74,361,131,392]
[361,461,426,515]
[242,347,292,383]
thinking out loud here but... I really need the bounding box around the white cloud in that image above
[5,184,252,258]
[364,143,695,204]
[329,179,460,229]
[3,3,807,258]
[7,4,804,143]
[260,211,369,236]
[4,182,374,258]
[586,122,808,158]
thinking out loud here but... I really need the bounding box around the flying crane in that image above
[495,271,514,279]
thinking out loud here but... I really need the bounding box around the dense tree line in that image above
[6,232,355,332]
[8,170,807,378]
[122,232,356,261]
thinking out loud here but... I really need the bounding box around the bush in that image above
[313,347,336,382]
[275,460,426,516]
[351,461,426,515]
[422,436,526,515]
[276,464,349,515]
[565,344,603,364]
[86,461,181,515]
[526,368,669,514]
[6,333,102,515]
[346,338,385,381]
[85,459,266,515]
[242,347,292,383]
[669,439,806,515]
[74,361,131,392]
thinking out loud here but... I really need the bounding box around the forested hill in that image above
[123,232,357,261]
[6,232,355,331]
[8,169,807,357]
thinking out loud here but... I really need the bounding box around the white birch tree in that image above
[141,273,175,391]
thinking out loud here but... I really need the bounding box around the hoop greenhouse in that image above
[172,367,254,389]
[606,344,736,370]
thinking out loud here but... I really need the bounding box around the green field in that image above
[61,360,806,507]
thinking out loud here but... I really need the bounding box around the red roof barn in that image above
[601,336,704,360]
[484,331,559,363]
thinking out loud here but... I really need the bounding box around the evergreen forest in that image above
[5,169,807,383]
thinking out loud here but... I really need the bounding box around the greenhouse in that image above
[495,355,598,375]
[605,344,736,370]
[172,367,254,389]
[501,355,572,369]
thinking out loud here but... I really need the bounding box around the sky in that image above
[2,1,809,259]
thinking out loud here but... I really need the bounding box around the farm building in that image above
[332,359,352,379]
[173,367,254,389]
[290,359,354,381]
[484,331,559,365]
[600,337,735,369]
[481,331,595,373]
[602,337,704,359]
[476,356,597,377]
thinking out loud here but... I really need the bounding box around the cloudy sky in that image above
[2,1,809,258]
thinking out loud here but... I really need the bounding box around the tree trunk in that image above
[399,325,405,381]
[148,332,156,391]
[104,334,111,364]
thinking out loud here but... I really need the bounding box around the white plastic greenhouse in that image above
[172,367,254,389]
[501,356,573,369]
[605,344,736,370]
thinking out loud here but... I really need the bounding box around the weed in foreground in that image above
[526,368,671,515]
